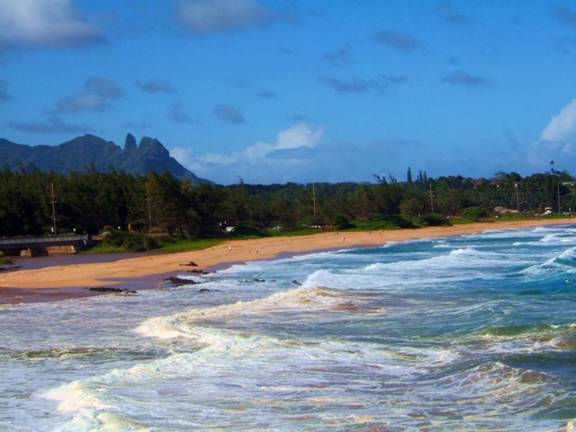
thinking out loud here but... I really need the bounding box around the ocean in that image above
[1,225,576,431]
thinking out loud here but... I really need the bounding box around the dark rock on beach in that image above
[88,287,137,295]
[198,288,221,293]
[165,277,201,286]
[188,269,210,275]
[0,265,21,272]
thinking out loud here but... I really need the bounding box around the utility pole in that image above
[558,181,561,213]
[514,183,520,212]
[549,160,556,212]
[428,183,435,213]
[312,183,317,218]
[50,182,57,235]
[145,184,153,233]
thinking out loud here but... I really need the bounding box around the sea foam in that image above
[135,285,364,342]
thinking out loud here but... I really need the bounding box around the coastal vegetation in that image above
[0,167,573,251]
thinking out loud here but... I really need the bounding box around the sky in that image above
[1,0,576,184]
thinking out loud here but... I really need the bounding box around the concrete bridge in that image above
[0,235,95,256]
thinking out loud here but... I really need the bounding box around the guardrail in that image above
[0,235,90,246]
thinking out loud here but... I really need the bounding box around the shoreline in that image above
[1,218,574,304]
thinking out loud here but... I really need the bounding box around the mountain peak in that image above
[124,133,137,152]
[138,136,169,158]
[0,133,207,183]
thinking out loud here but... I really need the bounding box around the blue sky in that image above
[1,0,576,184]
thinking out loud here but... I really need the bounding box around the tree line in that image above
[0,167,574,238]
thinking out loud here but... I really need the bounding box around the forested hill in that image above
[0,133,206,183]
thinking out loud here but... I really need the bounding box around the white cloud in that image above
[540,99,576,143]
[529,99,576,167]
[0,0,105,49]
[178,0,282,34]
[197,122,324,165]
[175,123,429,184]
[245,122,324,159]
[171,147,194,166]
[180,122,324,182]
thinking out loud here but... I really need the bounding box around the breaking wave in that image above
[521,247,576,276]
[9,223,576,431]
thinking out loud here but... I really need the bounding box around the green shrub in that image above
[232,224,268,237]
[461,206,489,222]
[333,214,354,230]
[400,198,424,219]
[414,213,451,227]
[381,215,414,228]
[101,230,160,252]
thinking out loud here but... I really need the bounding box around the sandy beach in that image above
[0,218,573,301]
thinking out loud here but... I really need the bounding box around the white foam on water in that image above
[214,249,350,275]
[381,240,401,248]
[364,248,527,274]
[136,285,361,341]
[433,241,451,248]
[216,261,269,275]
[44,381,111,414]
[45,379,150,432]
[23,225,576,431]
[46,322,465,431]
[466,322,576,357]
[297,247,533,293]
[539,233,576,244]
[532,226,552,233]
[463,228,544,241]
[521,246,576,276]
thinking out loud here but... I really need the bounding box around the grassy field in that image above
[84,239,223,254]
[84,213,575,255]
[156,238,224,253]
[82,244,129,254]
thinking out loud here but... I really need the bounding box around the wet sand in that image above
[1,218,574,304]
[11,252,149,270]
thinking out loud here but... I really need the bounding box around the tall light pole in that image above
[514,182,520,212]
[50,182,57,235]
[312,183,317,218]
[428,183,435,213]
[557,181,562,213]
[145,183,153,233]
[549,160,557,212]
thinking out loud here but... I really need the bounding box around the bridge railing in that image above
[0,235,90,246]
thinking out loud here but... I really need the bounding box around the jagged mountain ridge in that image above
[0,133,206,182]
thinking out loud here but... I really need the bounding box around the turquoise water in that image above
[1,225,576,431]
